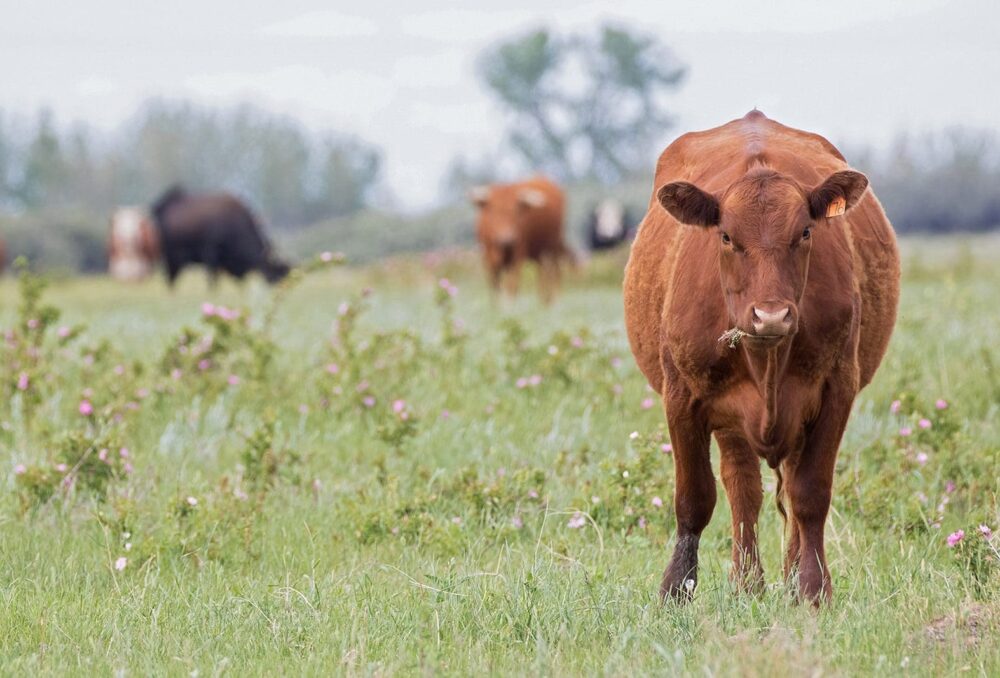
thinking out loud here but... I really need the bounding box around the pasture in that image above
[1,236,998,676]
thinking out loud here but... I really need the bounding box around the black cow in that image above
[587,198,635,251]
[151,187,289,286]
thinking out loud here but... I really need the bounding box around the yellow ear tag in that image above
[826,196,846,217]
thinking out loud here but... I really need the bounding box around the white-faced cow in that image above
[108,207,159,282]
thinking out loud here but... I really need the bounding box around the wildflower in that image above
[125,542,132,551]
[234,487,249,501]
[320,251,334,262]
[362,396,376,408]
[451,516,462,525]
[16,372,29,390]
[516,377,528,389]
[55,463,68,473]
[136,388,149,399]
[312,478,322,493]
[571,336,584,348]
[27,318,39,329]
[393,399,406,414]
[79,400,94,416]
[123,462,134,474]
[945,480,956,494]
[567,512,587,529]
[227,374,240,386]
[186,496,198,507]
[114,557,127,571]
[661,444,673,455]
[528,374,542,386]
[338,302,350,316]
[899,427,912,437]
[946,530,964,547]
[201,302,216,317]
[217,306,240,321]
[629,431,639,440]
[14,463,27,475]
[171,368,182,380]
[298,404,309,414]
[98,448,109,462]
[438,278,458,297]
[652,496,664,508]
[527,489,539,499]
[197,359,211,371]
[114,364,125,376]
[935,399,948,410]
[890,399,901,414]
[57,326,71,338]
[325,363,339,375]
[979,524,993,539]
[611,356,622,368]
[390,526,400,535]
[512,514,524,529]
[916,452,929,465]
[638,516,647,529]
[440,409,451,420]
[547,345,558,355]
[641,398,655,410]
[918,418,931,430]
[622,470,630,478]
[356,380,370,392]
[591,496,601,505]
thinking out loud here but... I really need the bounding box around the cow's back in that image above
[624,112,899,393]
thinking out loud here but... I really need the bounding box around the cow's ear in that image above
[657,181,719,227]
[469,186,490,208]
[809,170,868,219]
[517,188,547,209]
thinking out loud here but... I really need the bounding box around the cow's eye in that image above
[802,227,812,241]
[720,232,732,245]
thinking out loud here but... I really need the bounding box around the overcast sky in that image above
[1,0,996,209]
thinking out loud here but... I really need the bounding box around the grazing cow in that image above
[624,111,900,604]
[588,198,634,251]
[107,207,159,281]
[151,187,290,286]
[470,176,570,303]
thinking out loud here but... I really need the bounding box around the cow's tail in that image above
[151,185,187,227]
[775,464,787,524]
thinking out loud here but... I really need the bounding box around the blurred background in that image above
[1,0,998,273]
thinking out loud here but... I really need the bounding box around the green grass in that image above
[1,237,998,676]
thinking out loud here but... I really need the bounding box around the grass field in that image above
[1,237,998,676]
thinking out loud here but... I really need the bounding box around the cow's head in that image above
[470,184,548,266]
[657,168,868,349]
[261,255,290,283]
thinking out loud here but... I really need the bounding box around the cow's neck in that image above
[742,344,789,445]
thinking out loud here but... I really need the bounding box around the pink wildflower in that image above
[227,374,240,385]
[298,404,309,414]
[79,400,93,416]
[641,397,655,410]
[638,516,647,529]
[393,399,406,414]
[528,489,539,499]
[571,336,584,348]
[516,377,528,389]
[14,464,27,475]
[611,357,622,368]
[123,462,134,474]
[325,363,339,375]
[57,326,71,338]
[890,399,901,414]
[935,399,948,410]
[114,557,127,571]
[661,443,673,454]
[27,318,39,329]
[652,496,664,508]
[946,530,964,547]
[899,427,912,437]
[186,496,198,507]
[171,368,182,380]
[55,462,68,473]
[979,524,993,539]
[567,512,587,529]
[440,409,451,420]
[528,374,542,386]
[918,418,931,430]
[197,359,211,371]
[320,251,334,262]
[201,302,216,317]
[451,516,462,525]
[119,447,129,458]
[512,514,524,529]
[114,364,125,376]
[338,302,350,316]
[916,452,929,465]
[16,372,29,390]
[945,480,956,494]
[362,396,376,408]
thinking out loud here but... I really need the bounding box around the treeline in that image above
[852,129,1000,234]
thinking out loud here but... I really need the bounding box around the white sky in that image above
[1,0,996,210]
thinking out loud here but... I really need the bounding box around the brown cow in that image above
[108,207,160,281]
[470,176,570,303]
[624,111,899,604]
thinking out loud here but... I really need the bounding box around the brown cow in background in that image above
[470,176,571,303]
[108,207,160,281]
[624,111,899,604]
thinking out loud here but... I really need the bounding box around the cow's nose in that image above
[752,306,792,336]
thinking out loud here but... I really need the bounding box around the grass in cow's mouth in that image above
[0,237,998,675]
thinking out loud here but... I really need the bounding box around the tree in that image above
[478,24,686,183]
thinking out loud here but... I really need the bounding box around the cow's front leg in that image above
[716,432,764,593]
[787,369,857,605]
[660,385,715,601]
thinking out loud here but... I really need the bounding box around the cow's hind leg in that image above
[716,432,764,593]
[661,382,715,601]
[537,254,560,305]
